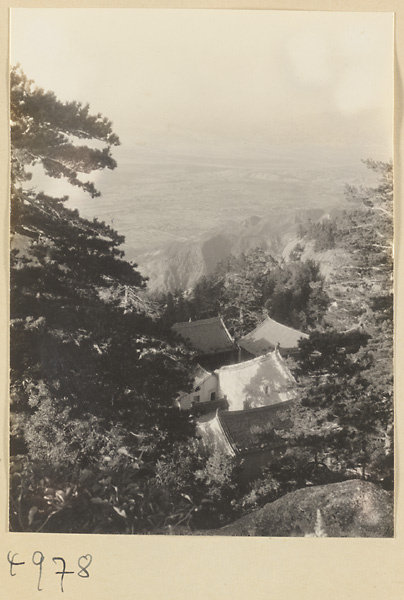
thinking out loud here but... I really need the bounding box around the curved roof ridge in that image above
[215,349,278,374]
[174,316,223,327]
[250,315,308,337]
[172,315,234,354]
[219,399,294,418]
[238,316,308,356]
[271,347,297,383]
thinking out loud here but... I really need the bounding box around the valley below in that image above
[58,142,385,291]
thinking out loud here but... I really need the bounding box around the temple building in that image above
[197,400,293,482]
[173,317,300,482]
[177,349,296,414]
[172,316,237,370]
[238,316,308,359]
[176,365,228,415]
[216,349,297,411]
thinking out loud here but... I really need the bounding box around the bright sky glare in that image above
[10,9,393,157]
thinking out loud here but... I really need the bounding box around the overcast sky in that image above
[10,9,393,159]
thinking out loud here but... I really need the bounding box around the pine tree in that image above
[10,67,194,465]
[11,65,120,197]
[281,160,394,485]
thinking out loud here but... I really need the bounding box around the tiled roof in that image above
[238,316,308,356]
[190,397,229,417]
[216,350,297,411]
[218,401,293,454]
[196,412,235,456]
[173,317,234,355]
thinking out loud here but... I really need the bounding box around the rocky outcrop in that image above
[138,209,325,292]
[282,237,348,280]
[210,480,394,538]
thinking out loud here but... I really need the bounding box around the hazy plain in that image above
[59,142,384,265]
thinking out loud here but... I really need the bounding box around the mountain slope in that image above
[139,208,324,291]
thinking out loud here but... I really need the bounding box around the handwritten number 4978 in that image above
[7,551,92,592]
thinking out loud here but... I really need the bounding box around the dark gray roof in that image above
[190,397,229,417]
[218,401,293,454]
[173,317,234,355]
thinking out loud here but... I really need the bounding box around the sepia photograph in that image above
[9,7,394,539]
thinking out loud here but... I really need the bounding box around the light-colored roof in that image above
[238,316,308,356]
[193,364,213,389]
[197,412,235,456]
[216,350,296,411]
[177,364,215,403]
[173,317,234,355]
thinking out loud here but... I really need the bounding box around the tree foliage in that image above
[297,219,338,252]
[10,69,197,533]
[279,160,394,486]
[9,68,394,533]
[11,65,120,197]
[158,248,329,337]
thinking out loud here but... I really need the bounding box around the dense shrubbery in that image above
[9,68,197,533]
[297,219,338,252]
[9,67,393,534]
[10,441,245,533]
[262,160,394,490]
[158,250,330,337]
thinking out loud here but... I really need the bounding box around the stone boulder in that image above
[212,480,394,537]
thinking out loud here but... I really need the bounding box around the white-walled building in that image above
[176,365,219,411]
[177,349,296,413]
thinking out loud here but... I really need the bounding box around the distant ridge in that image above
[139,208,325,292]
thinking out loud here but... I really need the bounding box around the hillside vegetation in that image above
[138,208,325,292]
[9,69,393,535]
